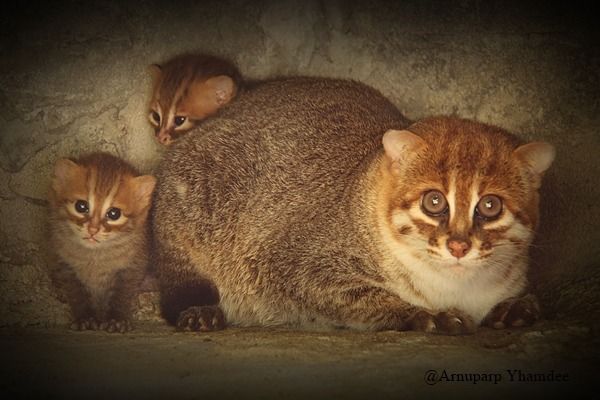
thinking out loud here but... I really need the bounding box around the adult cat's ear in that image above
[52,158,84,193]
[382,129,426,173]
[514,142,555,183]
[514,142,555,189]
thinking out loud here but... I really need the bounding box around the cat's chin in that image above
[79,236,106,248]
[435,259,481,275]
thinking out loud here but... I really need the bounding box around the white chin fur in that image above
[381,215,530,323]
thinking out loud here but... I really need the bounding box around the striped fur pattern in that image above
[48,152,156,332]
[148,53,242,146]
[153,78,554,334]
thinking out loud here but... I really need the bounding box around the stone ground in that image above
[1,320,598,399]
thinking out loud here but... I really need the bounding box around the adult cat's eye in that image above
[421,190,448,216]
[74,200,89,214]
[476,195,503,220]
[151,111,160,123]
[106,207,122,221]
[174,116,187,127]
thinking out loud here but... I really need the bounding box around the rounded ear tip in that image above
[515,141,556,174]
[54,158,77,169]
[532,141,556,162]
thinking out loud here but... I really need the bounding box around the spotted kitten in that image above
[153,78,554,334]
[48,152,156,332]
[148,53,242,146]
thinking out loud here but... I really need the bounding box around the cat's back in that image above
[155,78,409,242]
[160,77,408,188]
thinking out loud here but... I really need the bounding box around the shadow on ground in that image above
[1,320,598,399]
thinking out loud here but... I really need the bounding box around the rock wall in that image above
[1,0,598,326]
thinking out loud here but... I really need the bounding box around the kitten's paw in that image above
[407,309,476,335]
[484,294,540,329]
[70,318,100,331]
[99,319,133,333]
[176,305,226,332]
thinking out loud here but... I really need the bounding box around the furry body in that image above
[48,153,156,332]
[153,78,553,333]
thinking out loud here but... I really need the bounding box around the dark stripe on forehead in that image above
[94,164,121,197]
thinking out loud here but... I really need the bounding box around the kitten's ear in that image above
[204,75,237,106]
[148,64,162,82]
[382,129,426,169]
[513,142,555,179]
[52,158,84,193]
[183,76,237,118]
[132,175,157,207]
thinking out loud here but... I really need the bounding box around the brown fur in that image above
[152,78,553,334]
[48,152,156,332]
[148,53,243,146]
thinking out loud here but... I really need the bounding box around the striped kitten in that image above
[148,53,242,146]
[153,78,555,334]
[48,152,156,332]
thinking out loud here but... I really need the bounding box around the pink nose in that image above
[88,226,99,236]
[157,131,172,146]
[447,239,471,259]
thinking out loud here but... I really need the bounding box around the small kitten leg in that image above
[70,318,99,331]
[49,262,96,330]
[102,267,145,333]
[156,247,222,330]
[483,293,540,329]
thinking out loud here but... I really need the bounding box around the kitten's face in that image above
[49,154,156,249]
[381,118,554,278]
[148,59,237,146]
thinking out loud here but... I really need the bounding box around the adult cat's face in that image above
[49,154,156,249]
[380,117,554,276]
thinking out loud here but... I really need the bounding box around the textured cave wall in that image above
[0,0,598,327]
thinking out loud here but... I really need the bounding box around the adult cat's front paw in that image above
[406,308,476,335]
[176,305,226,332]
[483,294,540,329]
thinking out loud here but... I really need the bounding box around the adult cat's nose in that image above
[447,238,471,259]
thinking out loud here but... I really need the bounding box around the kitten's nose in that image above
[447,238,471,259]
[157,130,172,146]
[88,225,99,236]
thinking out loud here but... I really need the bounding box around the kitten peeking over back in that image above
[148,53,242,146]
[48,152,156,332]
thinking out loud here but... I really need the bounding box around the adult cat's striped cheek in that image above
[480,209,533,243]
[390,208,437,240]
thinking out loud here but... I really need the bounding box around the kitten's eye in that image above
[174,116,187,127]
[106,207,122,221]
[151,111,160,123]
[421,190,448,216]
[74,200,89,214]
[476,195,503,220]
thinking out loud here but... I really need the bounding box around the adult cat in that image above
[152,78,554,334]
